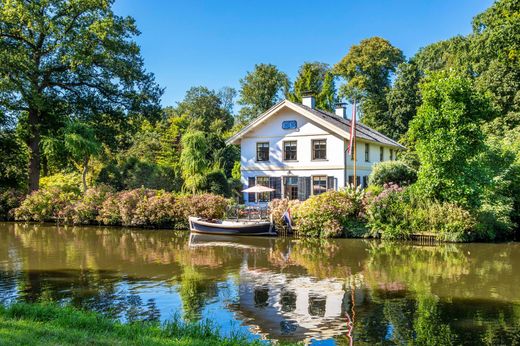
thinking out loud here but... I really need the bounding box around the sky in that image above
[113,0,494,108]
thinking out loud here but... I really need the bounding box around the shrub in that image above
[0,189,24,220]
[97,193,122,225]
[369,160,417,187]
[133,192,178,228]
[293,187,368,238]
[62,185,114,225]
[268,198,301,234]
[40,173,82,194]
[178,194,229,220]
[14,187,80,222]
[366,184,477,241]
[200,170,230,197]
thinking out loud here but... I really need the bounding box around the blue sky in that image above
[113,0,494,107]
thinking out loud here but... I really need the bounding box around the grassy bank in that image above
[0,303,259,346]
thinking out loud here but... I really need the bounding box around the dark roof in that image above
[293,100,405,149]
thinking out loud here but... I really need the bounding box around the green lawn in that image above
[0,303,260,346]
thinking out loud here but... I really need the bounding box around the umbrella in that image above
[242,184,275,193]
[242,184,275,219]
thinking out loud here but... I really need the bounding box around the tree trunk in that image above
[28,108,40,191]
[82,156,89,193]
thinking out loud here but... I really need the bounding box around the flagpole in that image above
[352,99,357,188]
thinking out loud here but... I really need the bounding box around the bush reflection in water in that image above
[0,222,519,344]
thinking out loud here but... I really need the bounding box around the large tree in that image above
[409,72,493,209]
[0,0,162,191]
[471,0,520,134]
[237,63,289,125]
[335,37,404,136]
[386,62,422,139]
[289,62,336,112]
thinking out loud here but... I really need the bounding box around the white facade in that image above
[227,99,403,204]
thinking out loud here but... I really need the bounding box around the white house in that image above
[226,95,404,204]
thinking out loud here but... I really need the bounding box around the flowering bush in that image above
[62,185,114,225]
[366,184,476,241]
[268,198,301,234]
[14,187,80,222]
[178,193,229,220]
[293,187,368,238]
[0,189,24,221]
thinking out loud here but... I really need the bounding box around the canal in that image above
[1,222,519,345]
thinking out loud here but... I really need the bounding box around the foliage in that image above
[0,131,28,189]
[366,184,477,242]
[386,62,422,139]
[0,302,257,346]
[408,72,493,210]
[369,160,417,187]
[14,187,80,222]
[293,187,368,238]
[237,63,290,125]
[335,37,405,136]
[62,185,114,225]
[40,173,82,195]
[199,170,230,197]
[288,62,336,111]
[413,36,472,74]
[0,188,24,221]
[0,0,162,190]
[180,130,211,194]
[268,198,301,234]
[177,194,229,221]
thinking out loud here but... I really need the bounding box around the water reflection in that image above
[1,223,520,344]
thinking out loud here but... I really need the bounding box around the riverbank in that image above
[0,303,263,346]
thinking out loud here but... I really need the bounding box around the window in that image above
[312,139,327,160]
[284,176,299,200]
[283,141,297,161]
[363,176,368,188]
[256,142,269,161]
[312,176,327,195]
[365,143,370,162]
[390,149,394,161]
[256,176,271,202]
[380,146,384,161]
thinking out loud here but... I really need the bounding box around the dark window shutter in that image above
[248,177,256,203]
[298,177,311,201]
[327,176,336,191]
[270,177,282,199]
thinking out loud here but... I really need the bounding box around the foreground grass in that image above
[0,303,260,346]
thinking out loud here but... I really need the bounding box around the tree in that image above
[237,63,289,125]
[289,62,336,111]
[0,0,162,191]
[471,0,520,134]
[335,37,404,136]
[175,86,233,133]
[179,130,210,194]
[408,72,493,209]
[63,122,101,192]
[413,36,472,74]
[386,62,422,139]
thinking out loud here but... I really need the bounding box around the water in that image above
[0,222,519,345]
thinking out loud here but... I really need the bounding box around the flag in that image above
[282,209,292,232]
[348,99,356,155]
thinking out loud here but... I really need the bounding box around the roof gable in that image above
[226,99,404,149]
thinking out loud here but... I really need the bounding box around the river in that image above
[0,222,519,345]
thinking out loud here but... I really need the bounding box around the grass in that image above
[0,303,261,345]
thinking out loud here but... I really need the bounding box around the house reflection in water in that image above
[231,263,366,343]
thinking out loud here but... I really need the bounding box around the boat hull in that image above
[189,217,275,236]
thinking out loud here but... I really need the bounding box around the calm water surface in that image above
[1,222,519,345]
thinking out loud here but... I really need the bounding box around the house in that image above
[226,95,404,204]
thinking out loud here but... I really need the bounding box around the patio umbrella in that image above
[242,184,275,218]
[241,184,275,193]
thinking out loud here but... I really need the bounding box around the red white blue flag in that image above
[347,99,356,155]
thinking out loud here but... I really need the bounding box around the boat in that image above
[188,216,276,236]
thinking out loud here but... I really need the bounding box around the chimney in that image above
[335,103,346,118]
[301,91,315,109]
